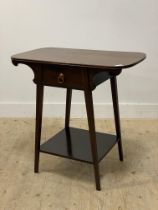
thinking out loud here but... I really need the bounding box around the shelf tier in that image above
[40,127,117,164]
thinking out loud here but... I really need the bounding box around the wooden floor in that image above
[0,118,158,210]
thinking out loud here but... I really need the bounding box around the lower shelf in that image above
[40,127,117,164]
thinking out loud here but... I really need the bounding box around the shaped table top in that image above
[12,47,146,70]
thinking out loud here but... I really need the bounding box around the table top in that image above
[12,47,146,69]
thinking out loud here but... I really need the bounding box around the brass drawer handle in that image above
[57,73,64,84]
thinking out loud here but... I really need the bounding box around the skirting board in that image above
[0,102,158,118]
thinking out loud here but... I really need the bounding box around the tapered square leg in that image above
[84,90,101,191]
[65,89,72,128]
[110,76,124,161]
[65,89,72,155]
[34,84,44,173]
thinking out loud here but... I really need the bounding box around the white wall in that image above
[0,0,158,118]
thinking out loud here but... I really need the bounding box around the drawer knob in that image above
[58,73,64,84]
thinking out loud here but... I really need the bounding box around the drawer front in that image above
[42,65,85,89]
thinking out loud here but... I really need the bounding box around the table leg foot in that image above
[118,138,124,161]
[93,163,101,191]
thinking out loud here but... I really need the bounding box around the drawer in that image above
[42,65,85,89]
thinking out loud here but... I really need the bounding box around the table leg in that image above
[84,90,101,191]
[65,89,72,128]
[34,83,44,173]
[110,76,124,161]
[65,89,72,156]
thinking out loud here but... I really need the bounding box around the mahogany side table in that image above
[11,47,146,190]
